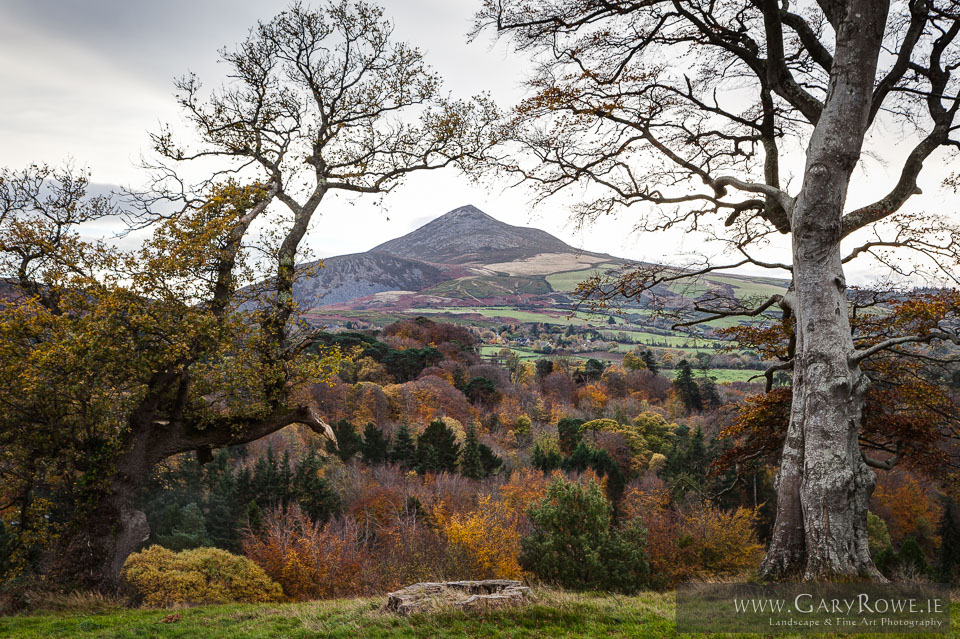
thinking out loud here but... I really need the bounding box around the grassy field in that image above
[408,306,625,327]
[5,589,954,639]
[545,265,619,292]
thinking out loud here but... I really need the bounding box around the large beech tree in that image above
[475,1,960,580]
[0,0,497,590]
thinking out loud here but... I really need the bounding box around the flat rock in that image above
[385,580,533,615]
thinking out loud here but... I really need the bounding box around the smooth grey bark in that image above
[762,0,889,581]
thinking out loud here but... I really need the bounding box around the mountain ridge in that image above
[294,204,611,309]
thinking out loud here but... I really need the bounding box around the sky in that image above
[0,0,954,284]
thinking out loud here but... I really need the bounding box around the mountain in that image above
[292,204,789,336]
[292,252,452,307]
[293,204,614,309]
[371,204,605,265]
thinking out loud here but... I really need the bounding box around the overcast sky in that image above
[1,1,954,284]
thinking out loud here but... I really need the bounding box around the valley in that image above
[294,204,786,381]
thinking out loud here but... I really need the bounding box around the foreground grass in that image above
[1,590,956,639]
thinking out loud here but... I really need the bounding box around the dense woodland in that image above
[6,313,955,607]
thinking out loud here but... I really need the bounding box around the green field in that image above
[408,306,624,327]
[4,590,952,639]
[702,368,765,383]
[424,276,551,299]
[545,265,619,293]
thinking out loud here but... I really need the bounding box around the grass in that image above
[423,276,551,300]
[408,306,624,327]
[2,590,955,639]
[545,265,619,293]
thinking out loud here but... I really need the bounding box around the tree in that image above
[464,376,499,405]
[556,417,585,455]
[459,423,485,480]
[360,423,390,466]
[622,350,647,372]
[673,360,703,413]
[389,424,417,469]
[327,420,363,463]
[641,351,659,377]
[475,0,960,581]
[1,0,497,591]
[416,420,461,474]
[521,478,649,592]
[535,358,554,381]
[935,496,960,584]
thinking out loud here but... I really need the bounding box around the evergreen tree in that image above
[696,358,722,407]
[360,423,390,466]
[532,443,563,472]
[640,350,659,376]
[202,452,240,551]
[673,360,702,412]
[417,420,461,473]
[584,358,605,381]
[326,419,363,463]
[460,423,485,479]
[936,496,960,584]
[292,449,341,521]
[478,443,504,477]
[535,358,554,381]
[389,424,417,469]
[521,478,649,593]
[452,366,468,392]
[156,502,209,551]
[556,417,585,454]
[243,500,263,535]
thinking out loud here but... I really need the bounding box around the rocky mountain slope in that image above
[293,204,611,309]
[371,204,605,265]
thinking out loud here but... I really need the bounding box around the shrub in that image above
[624,484,764,588]
[120,545,282,607]
[434,495,525,579]
[242,505,373,600]
[521,478,649,593]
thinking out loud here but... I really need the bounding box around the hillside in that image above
[293,252,453,307]
[295,203,787,315]
[371,204,607,265]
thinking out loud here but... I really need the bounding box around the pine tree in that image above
[532,443,563,472]
[556,418,585,454]
[460,423,485,479]
[673,360,702,412]
[417,420,461,473]
[361,423,390,466]
[936,496,960,584]
[326,419,363,463]
[157,502,210,551]
[641,350,659,376]
[390,424,417,469]
[478,443,503,477]
[292,449,341,521]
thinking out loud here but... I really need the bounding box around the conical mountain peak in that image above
[371,205,576,265]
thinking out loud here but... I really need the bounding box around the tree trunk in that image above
[50,404,335,591]
[50,420,154,591]
[763,0,889,581]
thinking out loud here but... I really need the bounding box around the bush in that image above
[434,495,525,580]
[521,478,649,593]
[120,545,283,607]
[242,505,372,600]
[623,485,764,588]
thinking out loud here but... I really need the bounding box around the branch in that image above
[713,175,795,216]
[850,330,960,365]
[158,405,336,460]
[861,447,901,471]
